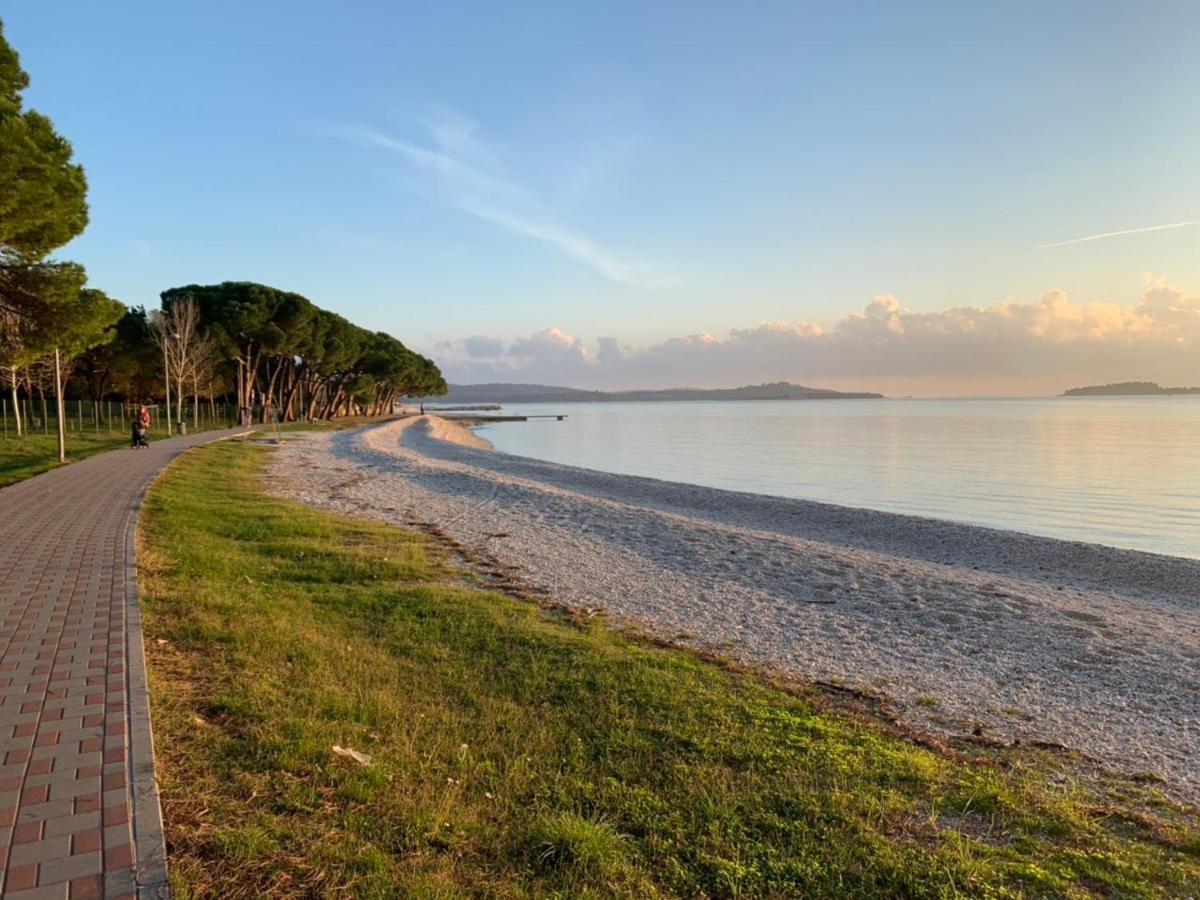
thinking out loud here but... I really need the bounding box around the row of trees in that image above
[78,283,445,428]
[5,283,446,436]
[0,19,443,455]
[157,283,445,422]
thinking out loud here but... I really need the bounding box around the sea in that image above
[469,397,1200,560]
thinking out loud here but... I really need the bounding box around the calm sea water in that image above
[470,398,1200,559]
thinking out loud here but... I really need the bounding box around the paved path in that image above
[0,430,240,899]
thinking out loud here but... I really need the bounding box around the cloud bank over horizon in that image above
[431,277,1200,396]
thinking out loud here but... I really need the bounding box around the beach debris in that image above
[155,638,169,645]
[1029,739,1068,752]
[332,745,372,766]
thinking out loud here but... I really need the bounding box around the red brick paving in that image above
[0,430,237,898]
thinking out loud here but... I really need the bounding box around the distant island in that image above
[1063,381,1200,396]
[429,381,884,404]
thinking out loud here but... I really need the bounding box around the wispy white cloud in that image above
[341,125,523,201]
[1039,220,1200,248]
[461,203,674,290]
[338,113,672,290]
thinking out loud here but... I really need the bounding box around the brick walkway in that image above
[0,430,238,899]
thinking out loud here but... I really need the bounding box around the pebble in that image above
[272,419,1200,805]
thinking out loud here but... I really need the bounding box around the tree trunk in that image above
[235,346,256,415]
[304,375,325,420]
[176,363,185,427]
[162,341,172,434]
[35,380,48,433]
[263,357,286,420]
[279,364,296,421]
[54,349,66,462]
[280,366,305,422]
[245,346,260,413]
[9,369,23,437]
[319,379,344,420]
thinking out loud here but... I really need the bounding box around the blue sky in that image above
[5,1,1200,392]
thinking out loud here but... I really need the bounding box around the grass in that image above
[138,440,1200,898]
[0,431,133,487]
[0,414,374,489]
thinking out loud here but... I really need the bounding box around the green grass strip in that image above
[0,432,132,487]
[139,441,1200,898]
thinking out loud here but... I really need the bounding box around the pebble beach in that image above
[271,417,1200,802]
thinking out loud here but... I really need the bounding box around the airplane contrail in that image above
[1039,220,1200,248]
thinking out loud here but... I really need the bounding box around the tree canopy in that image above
[1,19,443,436]
[161,282,445,419]
[0,19,89,323]
[0,19,127,452]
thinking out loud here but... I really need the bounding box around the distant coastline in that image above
[1063,381,1200,396]
[430,381,883,404]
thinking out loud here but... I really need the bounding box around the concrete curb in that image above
[125,429,249,899]
[123,495,169,900]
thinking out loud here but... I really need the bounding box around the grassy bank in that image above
[138,440,1200,898]
[0,431,131,487]
[0,416,368,489]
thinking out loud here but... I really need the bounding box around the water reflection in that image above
[474,397,1200,558]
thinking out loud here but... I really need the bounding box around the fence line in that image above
[0,400,236,439]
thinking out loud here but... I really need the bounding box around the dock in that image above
[443,414,568,423]
[423,404,502,411]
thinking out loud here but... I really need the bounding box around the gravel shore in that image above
[272,417,1200,801]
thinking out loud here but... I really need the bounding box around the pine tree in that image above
[1,18,119,457]
[0,18,88,322]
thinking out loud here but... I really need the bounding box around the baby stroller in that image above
[131,422,150,449]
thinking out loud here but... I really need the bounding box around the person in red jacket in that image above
[131,405,151,448]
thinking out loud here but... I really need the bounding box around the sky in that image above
[5,1,1200,395]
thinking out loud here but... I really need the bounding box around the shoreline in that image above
[464,418,1198,599]
[272,417,1200,803]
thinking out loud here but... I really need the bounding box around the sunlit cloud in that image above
[434,276,1200,392]
[336,113,673,290]
[1038,220,1200,248]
